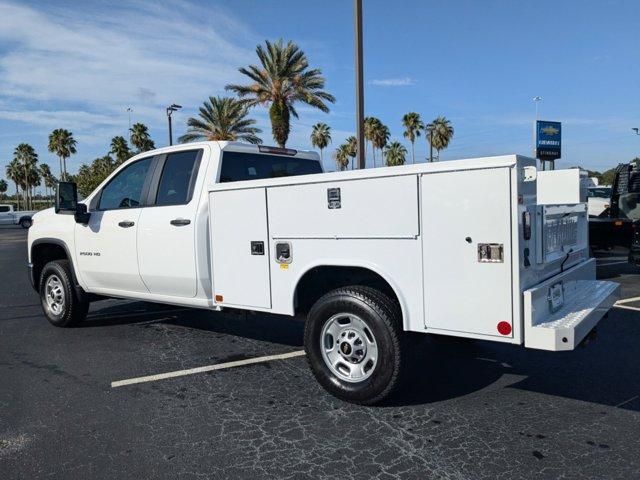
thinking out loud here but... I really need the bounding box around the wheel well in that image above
[31,243,69,292]
[294,266,401,315]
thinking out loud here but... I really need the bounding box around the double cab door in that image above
[75,149,204,297]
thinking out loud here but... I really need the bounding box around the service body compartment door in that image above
[421,168,513,337]
[209,188,271,309]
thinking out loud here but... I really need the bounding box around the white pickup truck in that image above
[0,204,35,228]
[27,142,619,404]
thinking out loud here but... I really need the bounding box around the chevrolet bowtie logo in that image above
[541,125,559,136]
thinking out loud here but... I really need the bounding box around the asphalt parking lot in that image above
[1,227,640,479]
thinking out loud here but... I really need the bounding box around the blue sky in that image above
[1,0,639,189]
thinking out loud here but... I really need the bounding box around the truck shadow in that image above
[393,309,640,411]
[83,301,640,411]
[82,300,305,348]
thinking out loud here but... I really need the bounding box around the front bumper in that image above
[523,259,619,351]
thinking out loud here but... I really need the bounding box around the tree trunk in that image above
[59,156,64,181]
[63,157,68,181]
[269,101,290,148]
[411,141,415,164]
[372,148,376,168]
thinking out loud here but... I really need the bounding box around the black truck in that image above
[589,162,640,264]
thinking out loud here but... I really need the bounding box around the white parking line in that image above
[111,350,306,388]
[615,296,640,305]
[597,260,629,267]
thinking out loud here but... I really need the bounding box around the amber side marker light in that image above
[215,294,223,302]
[614,220,623,227]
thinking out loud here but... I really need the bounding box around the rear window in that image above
[0,206,10,213]
[219,151,322,183]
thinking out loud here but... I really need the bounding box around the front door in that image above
[75,156,155,293]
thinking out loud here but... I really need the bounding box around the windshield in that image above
[588,187,611,199]
[619,193,640,221]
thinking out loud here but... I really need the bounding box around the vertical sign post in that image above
[535,120,561,170]
[354,0,365,169]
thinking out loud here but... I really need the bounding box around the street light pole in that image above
[166,104,182,146]
[354,0,365,169]
[126,107,132,141]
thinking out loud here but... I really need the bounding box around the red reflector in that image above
[497,321,512,336]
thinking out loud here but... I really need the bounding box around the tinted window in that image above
[0,206,10,213]
[99,158,153,210]
[156,150,200,206]
[220,152,322,183]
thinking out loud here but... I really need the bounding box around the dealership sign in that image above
[535,120,561,160]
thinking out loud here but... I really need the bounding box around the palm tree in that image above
[38,164,53,199]
[346,135,358,170]
[427,116,454,161]
[0,179,7,200]
[384,141,407,166]
[14,143,38,209]
[372,123,390,166]
[310,123,331,161]
[48,129,76,181]
[130,123,155,153]
[226,39,335,147]
[333,144,351,171]
[179,96,262,144]
[110,136,132,165]
[402,112,424,164]
[364,117,380,167]
[5,159,22,209]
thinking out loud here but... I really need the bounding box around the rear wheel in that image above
[19,218,32,229]
[304,286,403,405]
[39,260,89,327]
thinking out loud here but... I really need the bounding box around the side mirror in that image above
[74,203,90,225]
[55,182,78,213]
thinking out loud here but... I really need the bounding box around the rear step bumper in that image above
[523,259,619,351]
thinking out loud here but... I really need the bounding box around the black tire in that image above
[304,286,403,405]
[39,260,89,327]
[19,218,32,229]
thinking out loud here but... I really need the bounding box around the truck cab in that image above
[28,142,322,303]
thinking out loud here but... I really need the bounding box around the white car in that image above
[27,142,619,404]
[0,204,36,228]
[587,186,612,217]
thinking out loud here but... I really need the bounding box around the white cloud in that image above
[0,0,257,128]
[370,77,415,87]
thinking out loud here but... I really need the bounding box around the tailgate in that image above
[523,259,619,351]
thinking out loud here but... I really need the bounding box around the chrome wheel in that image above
[45,275,65,316]
[320,313,378,383]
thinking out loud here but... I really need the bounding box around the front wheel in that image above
[304,286,403,405]
[19,218,32,229]
[39,260,89,327]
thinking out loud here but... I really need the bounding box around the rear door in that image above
[421,168,513,337]
[137,149,203,297]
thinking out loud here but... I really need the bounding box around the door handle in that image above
[118,221,135,228]
[170,218,191,226]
